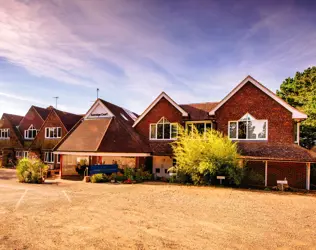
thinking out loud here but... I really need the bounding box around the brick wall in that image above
[0,116,23,150]
[31,110,67,151]
[19,107,45,138]
[267,161,306,189]
[215,82,294,144]
[135,97,184,139]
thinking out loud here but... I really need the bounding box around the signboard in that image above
[88,164,118,175]
[277,180,288,185]
[87,102,114,119]
[217,176,225,180]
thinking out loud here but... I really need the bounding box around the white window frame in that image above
[149,117,178,140]
[24,125,38,140]
[16,151,28,158]
[45,127,62,139]
[185,121,212,134]
[0,128,10,139]
[228,113,268,141]
[44,152,54,163]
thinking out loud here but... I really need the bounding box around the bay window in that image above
[0,128,9,139]
[24,125,38,140]
[229,113,267,140]
[45,127,62,139]
[150,117,178,140]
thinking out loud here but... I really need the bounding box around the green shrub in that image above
[124,167,135,180]
[16,158,48,184]
[90,173,109,183]
[171,126,243,185]
[116,175,127,182]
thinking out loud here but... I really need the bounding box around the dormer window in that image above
[24,125,38,140]
[228,113,267,140]
[0,128,10,139]
[45,127,62,139]
[150,117,178,140]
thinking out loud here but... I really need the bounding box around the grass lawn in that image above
[1,168,316,250]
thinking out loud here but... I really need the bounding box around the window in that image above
[45,127,62,139]
[294,122,299,143]
[229,113,267,140]
[164,169,168,174]
[24,125,38,140]
[56,154,61,164]
[16,151,28,158]
[0,129,10,139]
[155,168,160,173]
[150,117,178,140]
[186,121,212,134]
[44,152,54,163]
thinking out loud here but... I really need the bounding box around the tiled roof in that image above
[2,113,24,126]
[149,141,174,156]
[237,142,316,162]
[180,102,219,120]
[57,119,111,152]
[54,109,83,131]
[33,106,50,120]
[57,99,150,154]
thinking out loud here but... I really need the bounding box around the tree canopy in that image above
[170,126,243,185]
[277,67,316,149]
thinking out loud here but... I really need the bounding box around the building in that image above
[133,76,316,189]
[0,113,24,167]
[54,99,151,177]
[28,107,82,176]
[16,105,51,159]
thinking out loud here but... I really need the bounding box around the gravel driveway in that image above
[0,168,316,250]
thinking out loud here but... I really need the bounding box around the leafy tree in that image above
[170,126,243,185]
[277,67,316,149]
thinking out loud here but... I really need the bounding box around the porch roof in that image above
[237,142,316,163]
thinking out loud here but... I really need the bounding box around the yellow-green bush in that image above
[171,126,243,185]
[16,158,48,184]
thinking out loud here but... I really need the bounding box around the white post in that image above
[265,161,268,187]
[306,162,311,190]
[297,122,300,146]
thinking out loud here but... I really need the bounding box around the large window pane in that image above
[205,123,212,131]
[258,121,267,139]
[187,124,192,134]
[238,121,247,139]
[247,121,257,139]
[157,124,163,139]
[164,123,171,139]
[195,123,205,134]
[229,122,237,139]
[150,124,156,139]
[171,124,178,139]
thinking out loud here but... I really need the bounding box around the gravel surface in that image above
[1,169,316,250]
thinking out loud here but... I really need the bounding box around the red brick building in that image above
[0,113,24,166]
[133,76,316,189]
[29,108,82,175]
[55,99,150,177]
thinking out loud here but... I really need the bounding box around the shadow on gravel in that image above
[0,168,17,180]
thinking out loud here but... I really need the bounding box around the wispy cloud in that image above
[0,0,315,115]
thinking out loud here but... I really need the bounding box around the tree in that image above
[170,126,243,185]
[277,67,316,149]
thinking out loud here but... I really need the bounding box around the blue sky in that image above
[0,0,316,116]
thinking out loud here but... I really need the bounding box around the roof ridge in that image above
[180,101,219,105]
